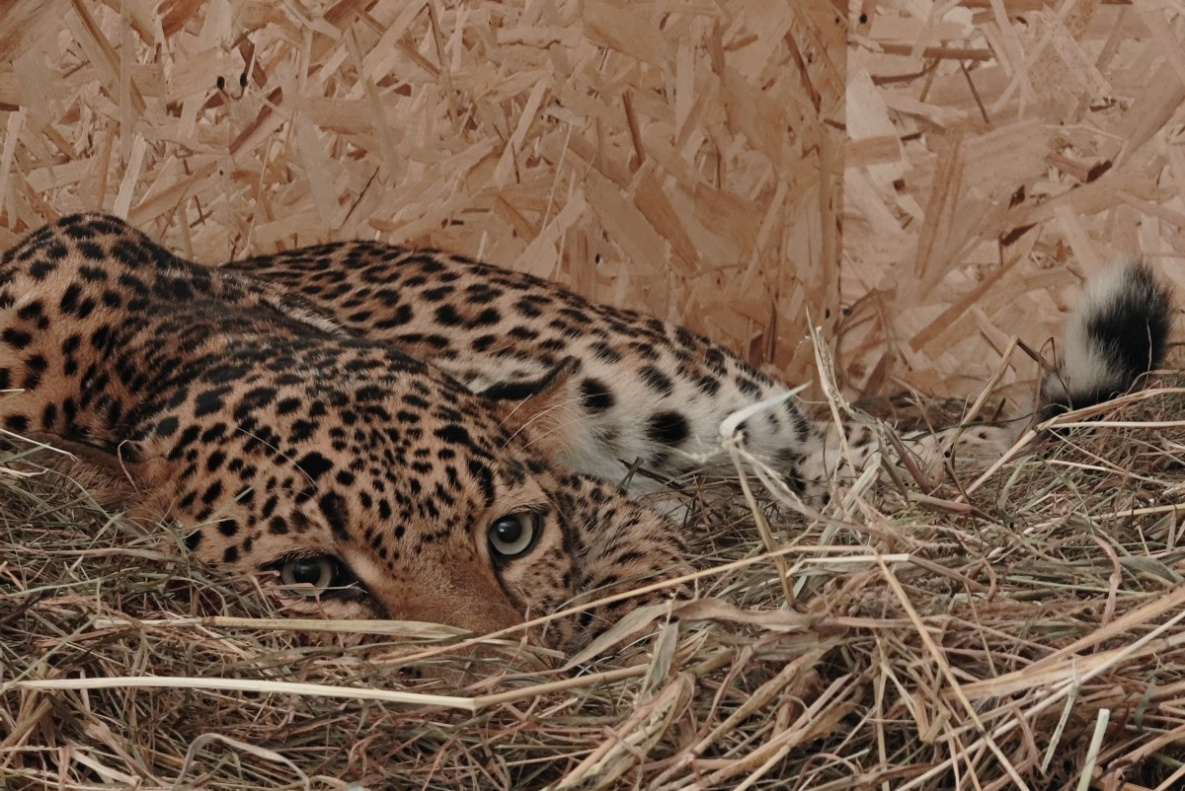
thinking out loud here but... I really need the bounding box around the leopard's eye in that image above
[280,556,344,595]
[488,513,539,558]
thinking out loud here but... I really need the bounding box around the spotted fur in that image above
[4,214,1170,651]
[225,245,1174,496]
[0,214,688,650]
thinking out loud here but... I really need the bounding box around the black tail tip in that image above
[1038,260,1174,418]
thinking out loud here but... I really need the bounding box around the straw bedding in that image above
[3,376,1183,790]
[1,0,1184,789]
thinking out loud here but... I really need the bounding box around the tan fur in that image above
[0,214,688,651]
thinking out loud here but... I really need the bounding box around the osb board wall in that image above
[0,0,1181,405]
[846,0,1185,403]
[0,0,844,390]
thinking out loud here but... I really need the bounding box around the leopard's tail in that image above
[1037,261,1174,420]
[792,262,1173,498]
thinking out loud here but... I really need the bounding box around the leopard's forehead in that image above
[150,336,548,562]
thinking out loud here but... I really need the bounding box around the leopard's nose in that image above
[370,573,525,638]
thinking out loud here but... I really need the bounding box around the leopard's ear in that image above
[478,358,584,460]
[15,433,169,515]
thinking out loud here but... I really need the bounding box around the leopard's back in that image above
[224,243,818,490]
[227,242,1175,498]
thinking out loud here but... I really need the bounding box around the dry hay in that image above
[2,0,1185,789]
[3,367,1184,790]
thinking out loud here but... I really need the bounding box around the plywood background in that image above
[845,0,1185,403]
[0,0,1181,406]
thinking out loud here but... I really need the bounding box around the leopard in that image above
[223,242,1174,501]
[3,214,1171,656]
[0,213,690,652]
